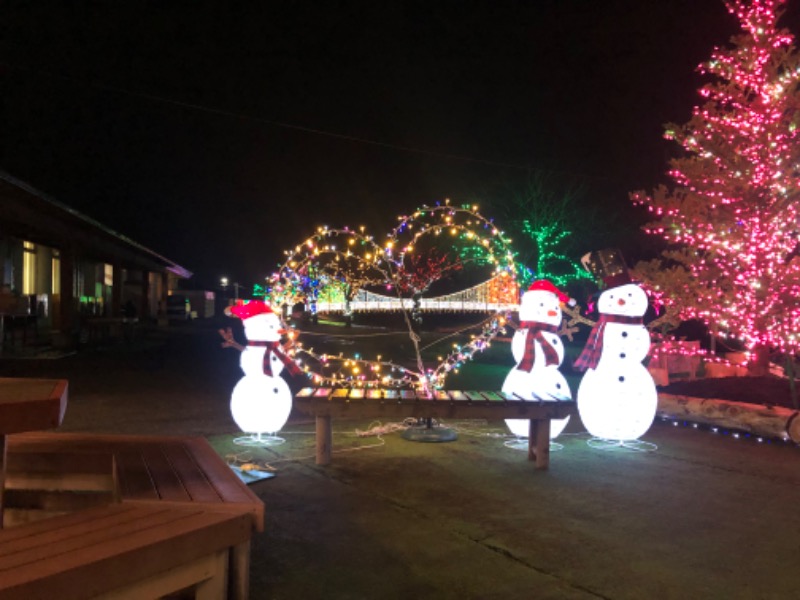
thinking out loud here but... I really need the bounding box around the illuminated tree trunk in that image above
[747,344,771,376]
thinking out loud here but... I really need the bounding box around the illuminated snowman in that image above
[574,282,657,443]
[502,280,572,440]
[228,301,300,440]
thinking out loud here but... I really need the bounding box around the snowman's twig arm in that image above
[218,327,245,352]
[562,305,597,328]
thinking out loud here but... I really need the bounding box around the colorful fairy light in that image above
[268,203,523,390]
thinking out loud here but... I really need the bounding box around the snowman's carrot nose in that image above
[278,328,288,335]
[617,298,626,306]
[547,309,558,317]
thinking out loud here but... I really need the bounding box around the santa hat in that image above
[527,280,575,306]
[227,300,274,320]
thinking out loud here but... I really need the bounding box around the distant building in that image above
[0,170,192,348]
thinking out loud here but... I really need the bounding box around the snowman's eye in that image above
[540,303,544,307]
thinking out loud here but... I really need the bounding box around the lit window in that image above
[23,241,36,295]
[104,264,113,286]
[52,250,60,294]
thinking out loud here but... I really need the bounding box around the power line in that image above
[5,61,621,184]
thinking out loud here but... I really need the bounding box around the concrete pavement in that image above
[3,322,799,599]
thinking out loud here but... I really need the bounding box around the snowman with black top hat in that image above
[574,250,657,448]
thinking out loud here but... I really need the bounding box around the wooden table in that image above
[0,378,68,526]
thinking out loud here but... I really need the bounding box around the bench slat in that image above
[115,451,159,500]
[8,433,265,532]
[0,505,190,567]
[0,504,251,600]
[179,439,265,530]
[160,444,221,504]
[141,446,193,502]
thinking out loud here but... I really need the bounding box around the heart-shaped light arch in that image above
[270,202,520,390]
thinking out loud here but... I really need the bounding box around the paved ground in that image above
[3,321,799,599]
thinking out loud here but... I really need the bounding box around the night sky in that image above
[3,1,799,290]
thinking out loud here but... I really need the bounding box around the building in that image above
[0,171,191,348]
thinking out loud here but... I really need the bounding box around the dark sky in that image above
[3,0,798,289]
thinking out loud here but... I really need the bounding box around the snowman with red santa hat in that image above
[224,300,302,443]
[502,279,572,441]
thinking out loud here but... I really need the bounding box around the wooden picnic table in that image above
[0,377,68,527]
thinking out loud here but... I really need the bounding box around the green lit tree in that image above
[480,173,598,289]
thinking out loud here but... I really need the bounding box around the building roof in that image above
[0,170,192,279]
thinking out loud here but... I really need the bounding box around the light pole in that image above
[221,277,243,302]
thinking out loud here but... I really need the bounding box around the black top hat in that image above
[580,249,632,289]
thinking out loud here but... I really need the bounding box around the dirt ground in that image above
[4,320,800,599]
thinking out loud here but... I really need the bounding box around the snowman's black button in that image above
[620,353,626,358]
[622,332,628,337]
[556,383,562,389]
[618,376,625,382]
[273,388,279,393]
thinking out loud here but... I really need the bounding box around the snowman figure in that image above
[574,281,656,443]
[502,280,572,440]
[226,301,302,439]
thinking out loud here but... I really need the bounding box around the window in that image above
[52,250,61,294]
[104,263,113,286]
[23,241,36,295]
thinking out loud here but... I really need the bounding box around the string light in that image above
[657,416,797,446]
[263,203,523,390]
[632,0,800,363]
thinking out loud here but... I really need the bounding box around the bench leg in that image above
[194,549,228,600]
[0,434,5,528]
[95,549,228,599]
[229,540,251,600]
[316,415,332,466]
[528,419,550,470]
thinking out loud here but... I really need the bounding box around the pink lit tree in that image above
[631,0,800,375]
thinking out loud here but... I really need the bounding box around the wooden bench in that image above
[293,387,575,470]
[5,432,265,599]
[0,503,252,599]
